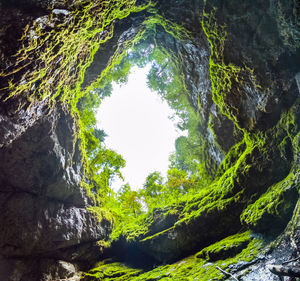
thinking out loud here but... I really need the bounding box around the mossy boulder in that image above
[195,231,252,261]
[83,261,142,281]
[241,173,299,234]
[83,233,264,281]
[137,196,243,263]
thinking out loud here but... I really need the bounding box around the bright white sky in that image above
[96,65,183,191]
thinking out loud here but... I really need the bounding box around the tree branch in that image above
[216,265,239,281]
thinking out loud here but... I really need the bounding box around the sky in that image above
[96,65,183,191]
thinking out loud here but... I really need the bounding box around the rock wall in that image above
[0,1,113,279]
[0,105,111,280]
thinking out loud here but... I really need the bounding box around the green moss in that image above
[83,234,263,281]
[111,212,151,242]
[142,12,191,41]
[83,261,142,280]
[292,132,300,161]
[88,206,115,226]
[195,231,252,261]
[240,172,299,233]
[215,139,246,178]
[278,136,292,160]
[177,132,263,222]
[280,97,300,141]
[201,8,262,130]
[286,198,300,237]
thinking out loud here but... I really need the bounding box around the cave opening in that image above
[84,39,209,215]
[0,0,299,279]
[71,13,221,241]
[96,64,184,191]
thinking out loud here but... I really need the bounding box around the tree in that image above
[117,184,142,217]
[166,168,199,197]
[143,171,164,197]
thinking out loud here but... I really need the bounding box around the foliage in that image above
[109,168,200,241]
[117,184,143,217]
[169,110,217,184]
[143,171,164,198]
[140,169,200,210]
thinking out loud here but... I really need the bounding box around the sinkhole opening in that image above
[96,65,184,191]
[85,42,212,216]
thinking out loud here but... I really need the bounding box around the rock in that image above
[0,257,82,281]
[39,260,78,280]
[52,9,70,16]
[0,192,108,257]
[0,99,48,148]
[137,199,243,263]
[0,107,86,206]
[0,106,111,280]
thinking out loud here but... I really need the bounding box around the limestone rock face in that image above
[0,107,85,205]
[0,106,111,281]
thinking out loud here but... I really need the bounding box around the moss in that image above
[142,12,191,41]
[111,212,151,242]
[177,132,264,223]
[286,198,300,238]
[240,172,299,233]
[2,0,152,104]
[83,234,263,281]
[88,206,115,226]
[201,8,262,130]
[215,139,246,178]
[279,97,300,141]
[278,136,292,160]
[195,231,252,261]
[83,261,142,280]
[292,132,300,161]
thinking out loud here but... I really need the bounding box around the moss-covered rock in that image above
[83,261,142,281]
[83,233,264,281]
[195,231,252,261]
[241,173,299,234]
